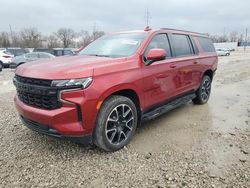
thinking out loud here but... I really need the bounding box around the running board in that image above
[142,93,196,121]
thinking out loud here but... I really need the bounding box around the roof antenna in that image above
[144,8,152,31]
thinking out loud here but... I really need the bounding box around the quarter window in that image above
[171,34,193,57]
[198,37,215,52]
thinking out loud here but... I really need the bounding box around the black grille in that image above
[14,75,62,110]
[15,75,52,87]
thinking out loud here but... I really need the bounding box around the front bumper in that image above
[20,115,92,144]
[9,62,18,69]
[14,92,96,144]
[3,61,11,68]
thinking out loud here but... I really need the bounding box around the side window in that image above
[145,34,172,59]
[39,53,50,58]
[3,51,12,55]
[56,50,63,56]
[25,53,38,58]
[64,50,73,55]
[198,37,215,52]
[171,34,193,57]
[190,36,199,54]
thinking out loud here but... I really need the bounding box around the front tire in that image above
[93,95,138,152]
[193,75,212,105]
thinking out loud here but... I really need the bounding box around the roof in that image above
[113,27,209,37]
[160,28,208,37]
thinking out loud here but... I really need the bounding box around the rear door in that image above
[169,33,198,95]
[142,33,178,108]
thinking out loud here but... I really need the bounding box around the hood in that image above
[15,55,124,80]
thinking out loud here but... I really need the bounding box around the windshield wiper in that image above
[86,54,111,57]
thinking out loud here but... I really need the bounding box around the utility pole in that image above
[244,28,248,52]
[145,9,151,27]
[92,22,97,40]
[9,24,13,47]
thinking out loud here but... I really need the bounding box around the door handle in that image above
[156,74,169,79]
[170,64,177,68]
[193,62,198,64]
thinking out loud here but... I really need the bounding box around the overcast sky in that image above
[0,0,249,35]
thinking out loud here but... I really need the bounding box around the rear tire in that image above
[93,95,138,152]
[0,62,3,72]
[193,75,212,105]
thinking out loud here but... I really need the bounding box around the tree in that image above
[0,32,10,47]
[209,34,229,43]
[55,28,76,48]
[92,30,105,40]
[77,30,92,47]
[19,27,42,48]
[238,33,244,42]
[47,34,61,48]
[218,34,228,42]
[229,31,238,42]
[9,31,22,47]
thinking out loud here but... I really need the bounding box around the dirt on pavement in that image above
[0,51,249,187]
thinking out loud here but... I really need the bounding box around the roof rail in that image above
[160,28,208,36]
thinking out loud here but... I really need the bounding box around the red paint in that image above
[14,28,218,138]
[147,48,167,60]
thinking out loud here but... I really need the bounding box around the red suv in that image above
[13,28,217,151]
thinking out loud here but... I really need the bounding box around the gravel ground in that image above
[0,51,249,187]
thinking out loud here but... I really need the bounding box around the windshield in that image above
[79,33,147,58]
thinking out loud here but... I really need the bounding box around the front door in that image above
[142,34,178,109]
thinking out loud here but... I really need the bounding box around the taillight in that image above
[3,55,11,58]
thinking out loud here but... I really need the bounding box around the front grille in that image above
[14,75,62,110]
[15,75,52,87]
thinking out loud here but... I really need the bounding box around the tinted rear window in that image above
[198,37,215,52]
[34,49,54,55]
[171,34,193,57]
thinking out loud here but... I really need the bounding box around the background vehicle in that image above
[14,28,217,152]
[33,48,75,56]
[0,50,14,68]
[10,52,55,68]
[6,48,28,57]
[216,48,230,56]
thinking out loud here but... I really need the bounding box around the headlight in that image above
[51,77,92,89]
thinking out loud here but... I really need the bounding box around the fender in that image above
[96,83,144,111]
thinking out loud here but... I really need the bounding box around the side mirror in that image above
[146,48,167,65]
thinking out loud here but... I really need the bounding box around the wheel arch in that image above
[18,62,25,66]
[203,69,214,80]
[97,86,143,125]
